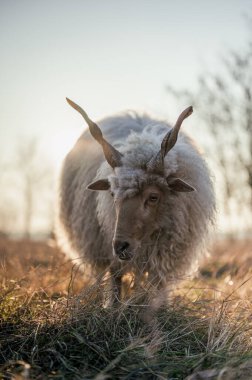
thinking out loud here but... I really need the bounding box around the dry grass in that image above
[0,236,252,379]
[0,237,85,297]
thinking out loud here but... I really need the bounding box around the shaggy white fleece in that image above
[56,112,215,295]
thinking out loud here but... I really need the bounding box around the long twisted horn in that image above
[147,106,193,173]
[66,98,122,168]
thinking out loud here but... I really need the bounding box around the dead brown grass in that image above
[0,236,85,297]
[1,236,251,298]
[0,236,252,379]
[198,238,252,298]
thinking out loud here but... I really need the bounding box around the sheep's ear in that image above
[87,179,110,191]
[167,177,195,192]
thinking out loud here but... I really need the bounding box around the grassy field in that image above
[0,236,252,379]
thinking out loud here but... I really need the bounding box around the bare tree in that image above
[0,158,18,234]
[15,138,53,238]
[167,35,252,219]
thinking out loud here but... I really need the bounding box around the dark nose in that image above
[113,240,130,256]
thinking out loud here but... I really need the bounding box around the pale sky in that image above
[1,0,251,167]
[0,0,251,233]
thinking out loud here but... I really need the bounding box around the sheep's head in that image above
[67,98,195,261]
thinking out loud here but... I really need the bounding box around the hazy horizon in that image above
[1,0,251,233]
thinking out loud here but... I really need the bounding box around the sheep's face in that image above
[112,185,163,261]
[88,171,195,261]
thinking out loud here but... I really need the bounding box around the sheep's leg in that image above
[103,267,122,307]
[140,275,170,323]
[150,286,169,310]
[111,272,122,304]
[145,272,171,308]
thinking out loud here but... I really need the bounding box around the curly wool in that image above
[56,112,216,288]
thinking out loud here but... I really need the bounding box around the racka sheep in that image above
[56,99,215,306]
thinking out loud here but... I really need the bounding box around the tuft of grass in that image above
[0,237,252,379]
[1,280,252,379]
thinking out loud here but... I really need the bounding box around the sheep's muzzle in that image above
[113,240,133,261]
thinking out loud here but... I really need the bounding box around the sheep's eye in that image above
[147,193,159,204]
